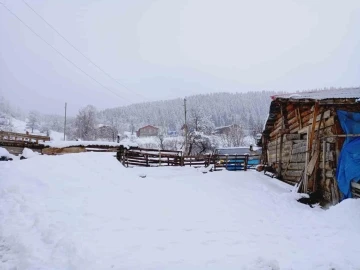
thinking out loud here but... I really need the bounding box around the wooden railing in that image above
[0,131,50,144]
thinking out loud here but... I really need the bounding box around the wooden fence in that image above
[352,182,360,199]
[0,131,50,144]
[117,147,253,171]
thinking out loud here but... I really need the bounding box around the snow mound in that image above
[0,147,10,157]
[21,148,40,159]
[324,199,360,231]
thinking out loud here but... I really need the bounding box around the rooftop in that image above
[271,88,360,101]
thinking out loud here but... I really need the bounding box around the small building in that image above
[262,88,360,205]
[97,124,117,141]
[136,125,159,137]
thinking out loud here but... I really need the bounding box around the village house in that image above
[136,125,159,137]
[97,124,117,141]
[261,88,360,205]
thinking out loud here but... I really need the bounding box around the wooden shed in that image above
[262,88,360,204]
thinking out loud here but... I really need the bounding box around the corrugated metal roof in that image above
[271,88,360,101]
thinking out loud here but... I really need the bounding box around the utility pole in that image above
[184,98,187,154]
[64,102,67,141]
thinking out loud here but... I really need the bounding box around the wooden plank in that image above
[289,122,299,131]
[283,163,305,170]
[270,126,282,138]
[303,126,310,192]
[306,149,319,176]
[308,103,320,152]
[300,109,313,118]
[285,170,303,177]
[292,146,307,154]
[319,161,332,170]
[292,141,307,148]
[308,110,331,124]
[351,181,360,190]
[284,134,301,141]
[287,110,296,120]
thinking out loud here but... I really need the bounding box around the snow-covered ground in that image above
[0,153,359,269]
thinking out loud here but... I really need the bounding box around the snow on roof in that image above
[138,125,159,130]
[271,88,360,101]
[40,140,137,148]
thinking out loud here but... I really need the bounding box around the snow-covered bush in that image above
[0,147,10,157]
[21,148,40,159]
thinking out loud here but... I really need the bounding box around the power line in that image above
[0,2,131,102]
[21,0,148,101]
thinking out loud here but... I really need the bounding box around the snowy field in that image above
[0,153,359,270]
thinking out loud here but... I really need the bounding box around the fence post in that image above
[159,151,161,166]
[244,155,248,171]
[235,154,237,171]
[122,149,127,166]
[214,155,216,171]
[146,154,149,167]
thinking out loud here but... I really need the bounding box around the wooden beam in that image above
[303,126,310,192]
[307,149,319,176]
[308,103,320,152]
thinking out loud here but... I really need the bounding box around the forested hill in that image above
[98,91,281,133]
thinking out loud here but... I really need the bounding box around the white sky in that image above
[1,0,359,115]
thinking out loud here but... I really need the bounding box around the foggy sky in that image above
[1,0,359,115]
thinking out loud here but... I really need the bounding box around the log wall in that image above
[264,100,360,204]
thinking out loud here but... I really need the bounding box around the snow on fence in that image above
[117,147,252,170]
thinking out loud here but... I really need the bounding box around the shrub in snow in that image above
[21,148,40,159]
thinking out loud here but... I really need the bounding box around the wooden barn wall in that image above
[265,100,360,204]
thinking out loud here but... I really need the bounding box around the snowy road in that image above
[0,153,359,270]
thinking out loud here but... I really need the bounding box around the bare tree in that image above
[74,105,98,140]
[26,111,40,133]
[0,113,13,131]
[39,122,51,137]
[220,125,245,147]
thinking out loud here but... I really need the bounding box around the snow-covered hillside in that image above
[10,117,64,141]
[0,153,359,269]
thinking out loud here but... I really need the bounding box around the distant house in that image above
[136,125,159,137]
[213,124,240,135]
